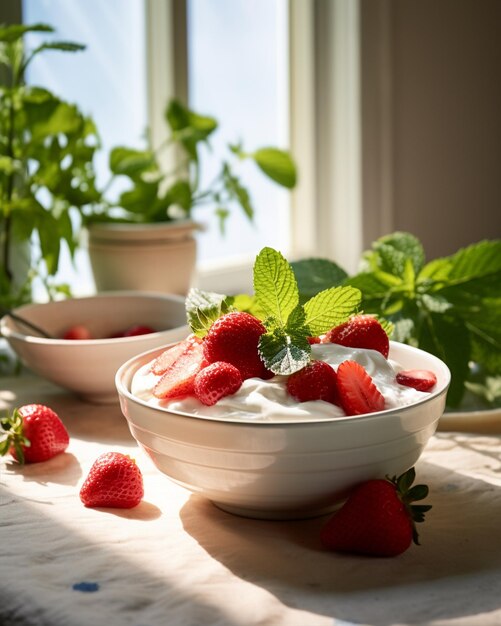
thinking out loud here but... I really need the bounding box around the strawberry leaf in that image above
[186,288,235,338]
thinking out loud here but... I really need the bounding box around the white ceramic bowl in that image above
[116,341,451,519]
[1,292,189,403]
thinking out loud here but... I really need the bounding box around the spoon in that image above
[1,310,54,339]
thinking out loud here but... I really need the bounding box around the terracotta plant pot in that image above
[87,220,199,296]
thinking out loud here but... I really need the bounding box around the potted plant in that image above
[291,231,501,413]
[83,98,297,295]
[0,22,100,311]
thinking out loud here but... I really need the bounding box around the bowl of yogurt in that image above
[116,339,450,519]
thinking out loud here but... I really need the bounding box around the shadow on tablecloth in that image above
[179,453,501,625]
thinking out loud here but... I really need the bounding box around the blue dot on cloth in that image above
[72,582,100,593]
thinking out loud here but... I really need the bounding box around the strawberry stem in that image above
[387,467,432,545]
[0,409,30,464]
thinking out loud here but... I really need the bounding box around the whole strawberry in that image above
[324,314,389,358]
[0,404,69,464]
[194,361,243,406]
[287,360,339,404]
[320,467,431,557]
[203,311,268,380]
[80,451,144,509]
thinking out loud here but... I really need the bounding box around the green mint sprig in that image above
[185,247,362,375]
[254,248,361,375]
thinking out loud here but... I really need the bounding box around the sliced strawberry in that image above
[396,369,437,392]
[336,360,385,416]
[323,315,389,358]
[150,335,201,375]
[153,340,205,399]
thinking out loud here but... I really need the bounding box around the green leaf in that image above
[118,180,159,217]
[165,99,217,160]
[371,231,426,277]
[164,180,192,212]
[0,23,54,43]
[303,286,361,336]
[30,41,85,55]
[253,247,299,326]
[291,257,348,301]
[418,257,453,285]
[258,325,311,375]
[465,298,501,374]
[36,209,61,276]
[252,147,297,189]
[185,288,234,338]
[396,467,415,493]
[109,147,156,177]
[417,312,471,407]
[222,163,254,220]
[449,240,501,281]
[215,207,230,236]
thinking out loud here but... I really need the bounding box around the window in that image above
[22,0,148,296]
[186,0,290,268]
[8,0,362,296]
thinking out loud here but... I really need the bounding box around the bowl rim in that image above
[0,291,187,346]
[115,340,452,427]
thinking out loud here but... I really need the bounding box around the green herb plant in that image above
[292,232,501,409]
[0,23,100,310]
[84,99,297,233]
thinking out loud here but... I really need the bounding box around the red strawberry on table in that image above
[203,311,268,380]
[287,360,339,404]
[194,361,243,406]
[323,314,390,358]
[396,369,437,392]
[153,338,205,399]
[0,404,69,464]
[336,360,385,415]
[80,451,144,509]
[320,467,432,557]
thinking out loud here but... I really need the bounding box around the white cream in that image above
[131,343,428,422]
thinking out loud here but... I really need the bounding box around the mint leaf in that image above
[258,325,311,375]
[291,257,348,301]
[371,232,425,277]
[417,312,471,407]
[466,299,501,374]
[185,288,234,338]
[303,286,361,336]
[253,247,299,326]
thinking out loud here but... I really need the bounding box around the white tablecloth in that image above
[1,376,501,626]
